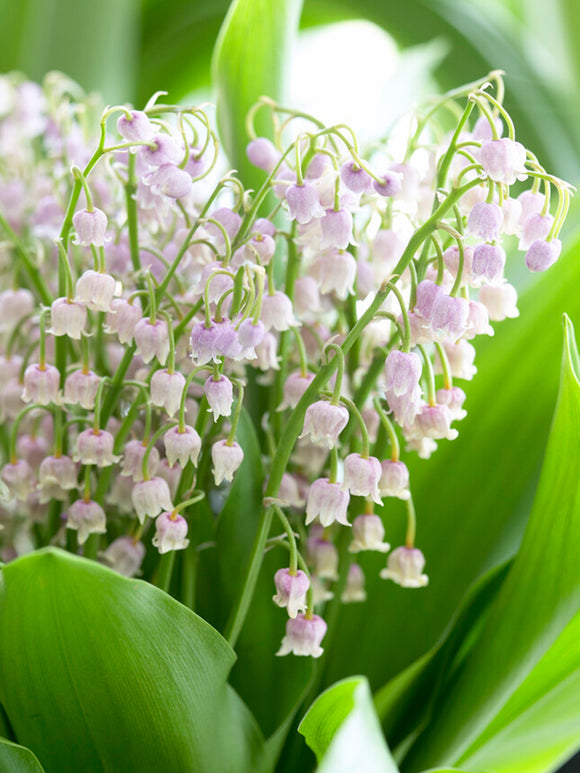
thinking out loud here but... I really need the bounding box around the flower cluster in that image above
[0,71,571,657]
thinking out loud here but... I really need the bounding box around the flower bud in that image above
[273,568,310,618]
[145,163,193,199]
[525,238,561,272]
[349,514,390,553]
[212,440,244,485]
[380,546,428,588]
[150,369,185,417]
[246,138,280,171]
[373,172,402,197]
[117,110,155,143]
[340,161,372,193]
[139,132,182,167]
[72,208,108,246]
[276,613,327,658]
[300,401,349,448]
[66,498,107,545]
[311,249,356,299]
[152,511,190,553]
[50,297,87,339]
[306,478,350,527]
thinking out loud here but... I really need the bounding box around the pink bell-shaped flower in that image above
[273,568,310,618]
[320,208,354,250]
[518,213,553,251]
[430,294,470,342]
[75,269,117,312]
[472,243,506,285]
[204,375,233,421]
[105,298,142,344]
[152,511,190,553]
[72,207,108,246]
[38,454,77,502]
[285,182,325,224]
[22,364,61,405]
[300,401,349,448]
[467,201,503,241]
[343,453,382,504]
[276,613,327,658]
[417,403,458,440]
[212,440,244,485]
[379,460,410,499]
[66,498,107,545]
[341,563,367,603]
[74,428,121,467]
[261,291,299,331]
[134,317,170,365]
[479,283,519,321]
[102,536,146,577]
[1,459,35,501]
[306,478,350,527]
[164,425,202,468]
[278,371,315,410]
[480,138,527,185]
[63,369,100,409]
[380,546,429,588]
[131,476,174,523]
[150,369,185,417]
[340,161,372,193]
[121,440,159,482]
[50,297,87,339]
[349,514,390,553]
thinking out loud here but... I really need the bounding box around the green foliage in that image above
[0,549,264,773]
[212,0,303,188]
[400,316,580,771]
[299,677,400,773]
[0,740,45,773]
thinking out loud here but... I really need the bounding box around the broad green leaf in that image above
[456,609,580,773]
[212,0,303,186]
[401,316,580,771]
[375,561,510,750]
[0,739,45,772]
[0,548,265,773]
[299,677,399,773]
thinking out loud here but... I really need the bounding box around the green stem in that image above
[273,504,298,574]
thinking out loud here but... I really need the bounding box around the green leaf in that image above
[212,0,303,186]
[0,739,45,772]
[0,548,265,773]
[401,315,580,771]
[375,561,510,750]
[299,677,399,773]
[456,609,580,773]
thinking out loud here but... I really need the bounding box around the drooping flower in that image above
[273,568,310,618]
[276,613,327,658]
